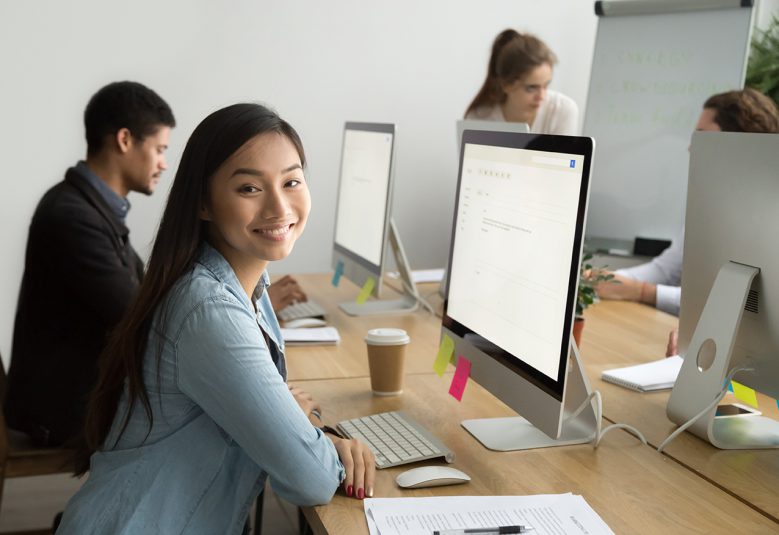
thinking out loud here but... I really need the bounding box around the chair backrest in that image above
[0,352,7,403]
[1,352,11,500]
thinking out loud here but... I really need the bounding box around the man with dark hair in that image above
[596,88,779,317]
[4,81,175,446]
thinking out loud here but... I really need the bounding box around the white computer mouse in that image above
[395,466,471,489]
[284,317,328,328]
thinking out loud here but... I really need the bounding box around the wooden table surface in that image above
[579,300,779,522]
[301,374,779,535]
[284,274,442,381]
[285,275,779,525]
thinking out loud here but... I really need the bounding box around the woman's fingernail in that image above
[346,485,353,497]
[367,487,374,498]
[357,488,364,500]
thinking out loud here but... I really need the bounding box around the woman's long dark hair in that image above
[465,29,557,117]
[76,103,306,474]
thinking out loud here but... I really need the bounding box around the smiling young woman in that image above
[57,103,374,534]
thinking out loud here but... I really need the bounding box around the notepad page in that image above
[281,327,340,345]
[601,355,683,392]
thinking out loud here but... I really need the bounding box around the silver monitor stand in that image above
[461,341,597,451]
[667,262,779,449]
[339,218,420,316]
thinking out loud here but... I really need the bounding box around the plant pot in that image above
[572,317,585,349]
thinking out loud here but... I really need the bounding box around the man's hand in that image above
[666,328,679,357]
[596,272,656,306]
[268,275,307,313]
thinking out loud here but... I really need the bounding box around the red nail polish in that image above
[346,485,353,497]
[357,488,364,500]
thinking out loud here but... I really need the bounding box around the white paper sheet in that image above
[280,327,340,345]
[387,269,446,284]
[601,355,683,392]
[363,494,614,535]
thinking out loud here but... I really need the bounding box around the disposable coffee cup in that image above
[365,328,410,396]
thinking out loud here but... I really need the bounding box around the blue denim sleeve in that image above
[174,293,343,506]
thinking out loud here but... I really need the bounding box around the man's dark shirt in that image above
[4,165,144,446]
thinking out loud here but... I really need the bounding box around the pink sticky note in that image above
[448,356,471,401]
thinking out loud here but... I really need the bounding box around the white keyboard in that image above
[277,300,326,322]
[337,411,454,469]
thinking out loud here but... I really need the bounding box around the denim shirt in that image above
[58,244,344,534]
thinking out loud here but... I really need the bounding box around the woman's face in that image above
[202,132,310,271]
[502,62,553,122]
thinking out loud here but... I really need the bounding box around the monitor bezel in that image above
[332,121,396,295]
[442,130,593,401]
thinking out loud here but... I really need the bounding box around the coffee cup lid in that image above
[365,328,410,345]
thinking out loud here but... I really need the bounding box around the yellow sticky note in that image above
[356,277,375,304]
[433,335,455,377]
[731,380,759,408]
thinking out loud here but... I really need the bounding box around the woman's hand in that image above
[327,435,375,500]
[289,385,322,426]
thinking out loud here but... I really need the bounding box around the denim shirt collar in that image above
[196,243,284,355]
[75,161,131,221]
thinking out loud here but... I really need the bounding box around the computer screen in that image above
[442,130,594,447]
[331,122,420,316]
[669,131,779,448]
[333,123,394,271]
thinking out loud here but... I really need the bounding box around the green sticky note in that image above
[433,335,455,377]
[731,380,759,408]
[356,277,375,304]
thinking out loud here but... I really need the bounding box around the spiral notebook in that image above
[601,356,683,392]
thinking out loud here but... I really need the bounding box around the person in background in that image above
[57,103,373,534]
[4,81,175,447]
[597,88,779,321]
[268,274,308,312]
[465,28,578,135]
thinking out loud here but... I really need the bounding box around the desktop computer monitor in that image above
[441,129,596,451]
[332,122,419,316]
[668,131,779,449]
[455,119,529,151]
[439,120,532,298]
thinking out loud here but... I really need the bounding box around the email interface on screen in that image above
[448,143,584,380]
[334,128,393,267]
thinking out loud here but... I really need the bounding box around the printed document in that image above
[364,493,614,535]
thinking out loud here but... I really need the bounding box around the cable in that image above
[657,365,754,453]
[398,279,436,315]
[563,390,648,449]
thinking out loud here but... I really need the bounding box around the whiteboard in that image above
[583,0,753,242]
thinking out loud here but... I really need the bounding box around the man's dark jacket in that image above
[4,167,144,446]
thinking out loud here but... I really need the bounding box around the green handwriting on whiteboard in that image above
[617,50,692,66]
[604,80,731,97]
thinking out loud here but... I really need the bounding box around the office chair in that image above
[0,352,75,534]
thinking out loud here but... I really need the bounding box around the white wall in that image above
[0,0,600,364]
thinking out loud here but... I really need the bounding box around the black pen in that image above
[433,526,529,535]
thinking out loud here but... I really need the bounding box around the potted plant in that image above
[574,253,615,348]
[746,14,779,108]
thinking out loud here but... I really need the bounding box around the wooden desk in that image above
[301,374,779,534]
[579,301,779,522]
[284,274,442,381]
[288,275,778,524]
